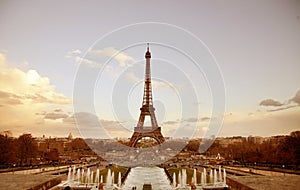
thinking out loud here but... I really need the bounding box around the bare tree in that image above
[0,134,17,166]
[17,134,37,166]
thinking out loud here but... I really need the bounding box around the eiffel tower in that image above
[128,44,165,147]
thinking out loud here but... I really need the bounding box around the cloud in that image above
[35,111,46,115]
[0,90,23,105]
[152,80,172,90]
[289,90,300,105]
[163,117,210,125]
[182,117,211,123]
[63,112,131,138]
[68,49,82,55]
[89,47,134,67]
[44,112,69,120]
[0,54,71,106]
[66,47,134,70]
[259,99,283,107]
[125,71,176,91]
[0,52,72,136]
[66,49,100,68]
[184,117,198,122]
[100,119,130,135]
[163,120,178,125]
[267,105,297,112]
[63,115,76,124]
[66,55,100,68]
[219,107,300,137]
[126,72,141,83]
[259,90,300,112]
[201,117,211,121]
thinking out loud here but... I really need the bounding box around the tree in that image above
[185,140,200,152]
[0,134,17,166]
[45,148,60,163]
[17,134,37,166]
[277,131,300,165]
[72,138,89,150]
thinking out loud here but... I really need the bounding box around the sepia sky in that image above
[0,0,299,138]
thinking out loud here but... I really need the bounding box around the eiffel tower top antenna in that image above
[145,43,151,59]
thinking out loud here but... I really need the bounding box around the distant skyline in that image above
[0,1,299,138]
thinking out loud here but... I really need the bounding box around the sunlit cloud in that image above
[66,47,134,70]
[44,112,69,120]
[66,51,100,68]
[68,49,82,55]
[88,47,134,67]
[0,52,73,136]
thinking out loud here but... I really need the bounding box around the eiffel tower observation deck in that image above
[128,44,165,147]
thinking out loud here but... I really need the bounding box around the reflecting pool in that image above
[122,166,173,190]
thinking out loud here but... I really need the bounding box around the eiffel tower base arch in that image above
[129,127,165,147]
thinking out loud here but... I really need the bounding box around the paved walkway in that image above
[229,175,300,190]
[0,173,61,189]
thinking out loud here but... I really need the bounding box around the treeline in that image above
[185,131,300,166]
[0,134,94,168]
[0,134,37,167]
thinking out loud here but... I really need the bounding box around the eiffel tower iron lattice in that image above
[128,44,165,147]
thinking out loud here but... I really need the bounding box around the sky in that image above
[0,0,299,139]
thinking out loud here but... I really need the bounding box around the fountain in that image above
[67,167,71,182]
[193,168,197,185]
[91,171,94,185]
[118,172,122,187]
[178,171,182,187]
[77,168,80,182]
[168,167,228,190]
[182,169,187,188]
[111,172,115,186]
[214,169,217,186]
[60,165,228,190]
[59,166,125,189]
[209,168,213,184]
[72,166,76,181]
[81,169,85,183]
[106,169,112,187]
[86,168,91,184]
[218,166,222,183]
[172,172,176,188]
[203,168,207,186]
[96,168,100,184]
[201,172,205,187]
[223,168,226,186]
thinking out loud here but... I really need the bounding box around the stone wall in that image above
[28,176,61,190]
[226,176,255,190]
